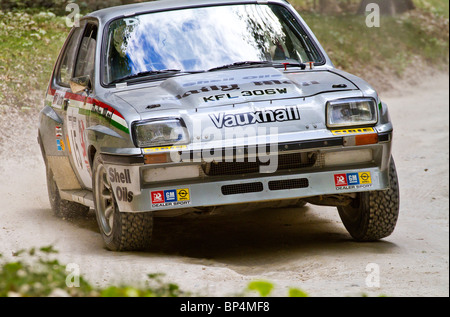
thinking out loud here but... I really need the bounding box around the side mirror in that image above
[70,76,92,94]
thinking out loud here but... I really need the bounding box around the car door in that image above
[49,20,98,190]
[43,21,86,193]
[65,22,98,189]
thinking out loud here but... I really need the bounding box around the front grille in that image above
[268,178,309,191]
[204,152,318,177]
[221,182,264,195]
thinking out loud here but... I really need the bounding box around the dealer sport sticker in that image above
[334,172,372,190]
[151,188,191,208]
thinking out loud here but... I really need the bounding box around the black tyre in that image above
[46,167,90,218]
[92,153,153,251]
[337,157,400,241]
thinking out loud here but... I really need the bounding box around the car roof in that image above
[86,0,289,23]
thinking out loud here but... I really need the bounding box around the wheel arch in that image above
[88,145,97,171]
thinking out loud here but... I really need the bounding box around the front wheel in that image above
[338,157,400,241]
[92,153,153,251]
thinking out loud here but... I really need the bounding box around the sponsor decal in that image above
[164,190,177,202]
[151,191,164,204]
[143,145,187,154]
[56,139,65,151]
[115,186,134,203]
[67,108,90,182]
[181,75,288,88]
[252,79,294,86]
[203,88,289,103]
[253,79,319,87]
[109,168,134,203]
[55,126,63,137]
[176,188,190,201]
[209,106,300,129]
[334,174,348,187]
[109,168,131,184]
[52,90,66,109]
[358,172,372,184]
[151,188,191,208]
[91,102,114,121]
[176,79,318,102]
[331,127,375,135]
[334,172,372,190]
[66,135,71,153]
[176,84,240,100]
[346,173,360,185]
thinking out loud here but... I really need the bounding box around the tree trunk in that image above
[358,0,415,15]
[319,0,342,14]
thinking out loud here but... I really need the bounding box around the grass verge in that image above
[297,9,449,91]
[0,11,67,112]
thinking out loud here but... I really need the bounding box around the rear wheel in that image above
[92,153,153,251]
[337,157,400,241]
[46,167,90,218]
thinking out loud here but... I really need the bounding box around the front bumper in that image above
[102,131,392,213]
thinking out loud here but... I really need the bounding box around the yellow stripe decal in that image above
[331,127,375,135]
[143,145,187,153]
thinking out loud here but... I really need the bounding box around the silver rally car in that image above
[38,0,399,251]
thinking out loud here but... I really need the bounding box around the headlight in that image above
[133,118,188,148]
[326,98,377,128]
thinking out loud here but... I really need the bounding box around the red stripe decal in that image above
[49,86,125,121]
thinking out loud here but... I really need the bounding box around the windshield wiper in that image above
[207,61,307,72]
[208,61,273,72]
[109,69,182,85]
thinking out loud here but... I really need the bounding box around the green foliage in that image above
[0,246,93,297]
[0,246,189,297]
[291,0,449,17]
[300,10,448,79]
[412,0,449,18]
[290,0,449,82]
[100,280,182,297]
[246,280,309,297]
[0,246,311,297]
[0,0,150,16]
[99,273,186,297]
[288,288,309,297]
[247,280,274,297]
[0,10,68,113]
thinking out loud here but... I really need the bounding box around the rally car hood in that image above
[113,67,359,113]
[108,67,367,147]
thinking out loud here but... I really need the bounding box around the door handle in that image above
[63,99,70,110]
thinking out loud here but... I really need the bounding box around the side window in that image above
[56,26,84,87]
[74,23,98,83]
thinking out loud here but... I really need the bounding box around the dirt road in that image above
[0,73,448,297]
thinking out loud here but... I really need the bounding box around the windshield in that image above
[103,4,323,85]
